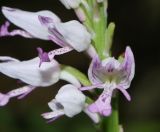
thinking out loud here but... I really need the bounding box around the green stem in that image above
[103,96,119,132]
[61,65,91,86]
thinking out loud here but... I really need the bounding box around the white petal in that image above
[118,46,135,89]
[59,0,81,9]
[54,20,91,52]
[0,57,60,87]
[2,6,60,40]
[56,84,86,117]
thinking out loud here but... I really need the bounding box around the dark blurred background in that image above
[0,0,160,132]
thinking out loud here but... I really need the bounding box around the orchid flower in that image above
[0,7,91,52]
[42,84,100,123]
[0,56,60,106]
[0,49,86,106]
[0,6,61,39]
[80,46,135,116]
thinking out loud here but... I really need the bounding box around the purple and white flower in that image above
[0,56,60,106]
[80,46,135,116]
[42,84,100,123]
[0,7,91,53]
[1,6,60,39]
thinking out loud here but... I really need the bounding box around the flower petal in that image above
[0,57,60,87]
[37,47,73,66]
[0,21,33,38]
[53,20,91,52]
[88,89,113,116]
[2,6,60,40]
[88,55,122,85]
[118,46,135,89]
[0,93,10,106]
[88,56,103,84]
[56,84,86,117]
[0,85,34,106]
[41,111,64,120]
[117,87,131,101]
[79,83,104,91]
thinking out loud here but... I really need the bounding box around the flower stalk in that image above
[103,96,119,132]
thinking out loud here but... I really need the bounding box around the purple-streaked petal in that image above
[17,86,36,99]
[53,20,91,52]
[117,87,131,101]
[0,56,60,87]
[118,46,135,89]
[88,89,113,116]
[48,27,68,47]
[88,56,103,84]
[38,15,54,26]
[48,35,66,47]
[0,21,33,38]
[2,6,60,40]
[0,85,34,106]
